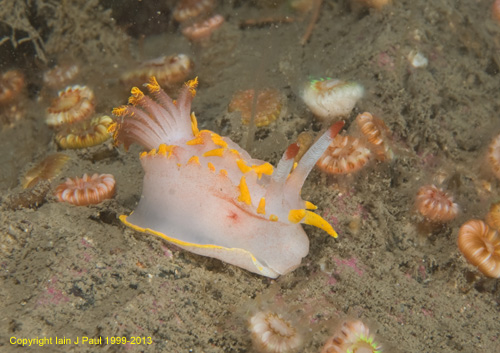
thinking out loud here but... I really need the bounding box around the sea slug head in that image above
[112,77,344,277]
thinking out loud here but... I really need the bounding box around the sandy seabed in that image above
[1,1,500,352]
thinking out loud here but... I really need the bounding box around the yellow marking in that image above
[257,198,266,214]
[187,156,200,165]
[238,176,251,205]
[237,159,252,173]
[109,124,120,144]
[146,76,161,92]
[107,122,117,133]
[158,144,168,156]
[203,148,225,157]
[186,77,199,97]
[220,169,228,177]
[269,214,278,222]
[191,112,199,135]
[288,209,337,238]
[229,149,240,157]
[304,211,337,238]
[252,163,274,179]
[112,106,128,116]
[186,135,204,145]
[305,201,318,210]
[168,145,176,157]
[292,161,298,170]
[211,133,228,148]
[131,86,143,97]
[288,209,306,223]
[140,151,147,158]
[157,144,175,157]
[147,148,157,156]
[236,160,273,178]
[177,163,181,167]
[208,162,215,172]
[129,87,145,105]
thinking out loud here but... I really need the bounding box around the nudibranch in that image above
[111,77,343,278]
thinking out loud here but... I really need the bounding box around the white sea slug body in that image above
[112,77,342,278]
[302,78,364,122]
